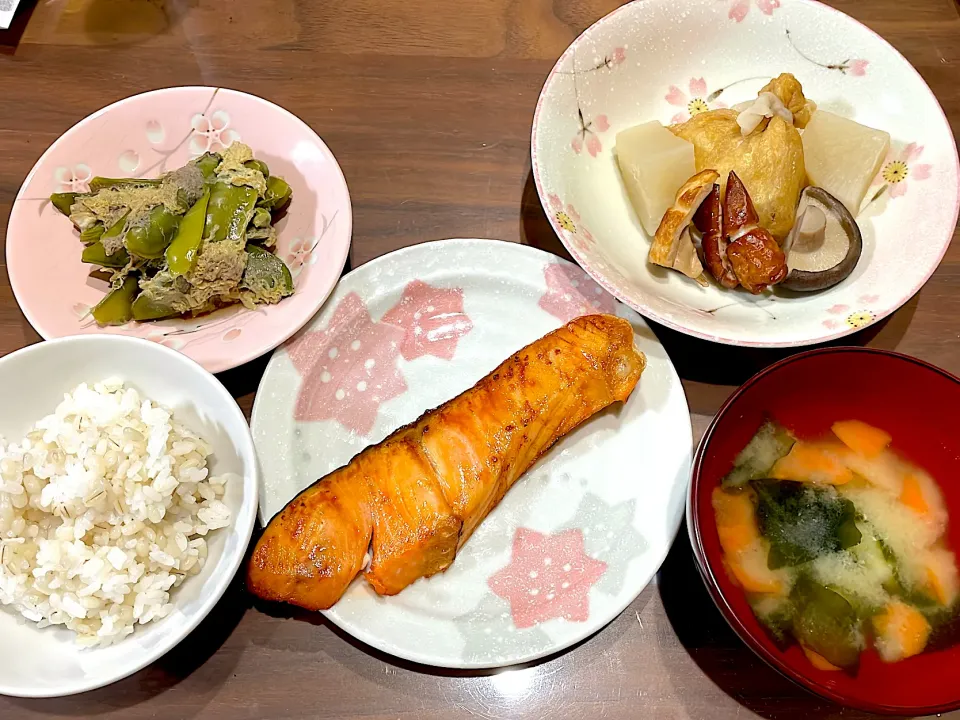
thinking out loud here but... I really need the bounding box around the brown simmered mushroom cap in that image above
[781,186,862,292]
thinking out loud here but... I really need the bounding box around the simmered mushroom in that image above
[781,187,862,292]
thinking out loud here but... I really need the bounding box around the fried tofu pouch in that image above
[670,73,811,239]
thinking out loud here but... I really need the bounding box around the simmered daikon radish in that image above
[616,121,696,236]
[801,110,890,216]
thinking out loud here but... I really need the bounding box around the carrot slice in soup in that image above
[712,487,760,555]
[770,442,853,485]
[832,420,891,458]
[900,474,929,515]
[872,601,931,662]
[801,644,842,671]
[727,542,785,594]
[919,547,959,606]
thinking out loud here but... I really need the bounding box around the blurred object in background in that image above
[0,0,23,29]
[0,0,35,52]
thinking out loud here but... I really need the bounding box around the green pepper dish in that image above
[51,143,296,326]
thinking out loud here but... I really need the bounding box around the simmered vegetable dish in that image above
[714,419,958,671]
[51,143,294,326]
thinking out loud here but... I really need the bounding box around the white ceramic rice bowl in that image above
[0,336,258,697]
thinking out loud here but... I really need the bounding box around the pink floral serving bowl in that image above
[531,0,959,347]
[7,86,352,373]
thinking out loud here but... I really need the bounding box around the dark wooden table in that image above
[1,1,958,718]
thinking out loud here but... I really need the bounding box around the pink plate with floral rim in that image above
[251,239,692,668]
[531,0,959,347]
[7,87,351,373]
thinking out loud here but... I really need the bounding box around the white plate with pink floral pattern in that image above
[531,0,959,347]
[7,87,351,373]
[251,238,691,669]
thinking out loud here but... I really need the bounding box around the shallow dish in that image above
[689,347,960,714]
[0,336,258,698]
[531,0,959,347]
[251,238,692,669]
[7,86,352,374]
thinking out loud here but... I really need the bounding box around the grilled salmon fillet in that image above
[248,314,646,610]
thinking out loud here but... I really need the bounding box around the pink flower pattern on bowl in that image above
[869,142,933,201]
[54,164,92,193]
[723,0,780,23]
[822,294,883,330]
[546,194,594,252]
[666,78,727,124]
[281,210,340,281]
[848,59,870,76]
[285,237,318,277]
[572,112,610,157]
[189,110,240,156]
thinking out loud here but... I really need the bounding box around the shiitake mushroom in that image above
[780,186,862,292]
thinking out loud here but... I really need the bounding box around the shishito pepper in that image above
[79,223,105,246]
[92,209,131,256]
[193,152,221,180]
[205,182,259,243]
[125,205,181,259]
[241,244,294,303]
[131,291,179,321]
[250,207,272,229]
[91,275,139,326]
[257,175,292,211]
[81,241,129,268]
[244,158,270,177]
[51,192,79,216]
[89,177,162,193]
[165,191,210,276]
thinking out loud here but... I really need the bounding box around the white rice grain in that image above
[0,381,236,647]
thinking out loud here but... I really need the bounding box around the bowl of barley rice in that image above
[0,335,258,697]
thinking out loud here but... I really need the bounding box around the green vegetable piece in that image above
[205,182,259,243]
[51,192,79,216]
[246,225,278,248]
[849,522,896,596]
[79,223,105,246]
[81,241,130,268]
[193,152,222,180]
[244,159,270,177]
[88,177,162,193]
[722,420,796,488]
[241,245,294,304]
[791,577,863,669]
[91,276,139,326]
[750,595,793,648]
[250,207,272,228]
[97,210,131,251]
[125,205,181,259]
[166,191,210,276]
[754,481,862,569]
[257,175,292,211]
[131,291,179,321]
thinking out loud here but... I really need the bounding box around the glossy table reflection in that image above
[1,1,959,718]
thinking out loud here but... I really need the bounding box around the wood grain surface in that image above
[1,0,959,718]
